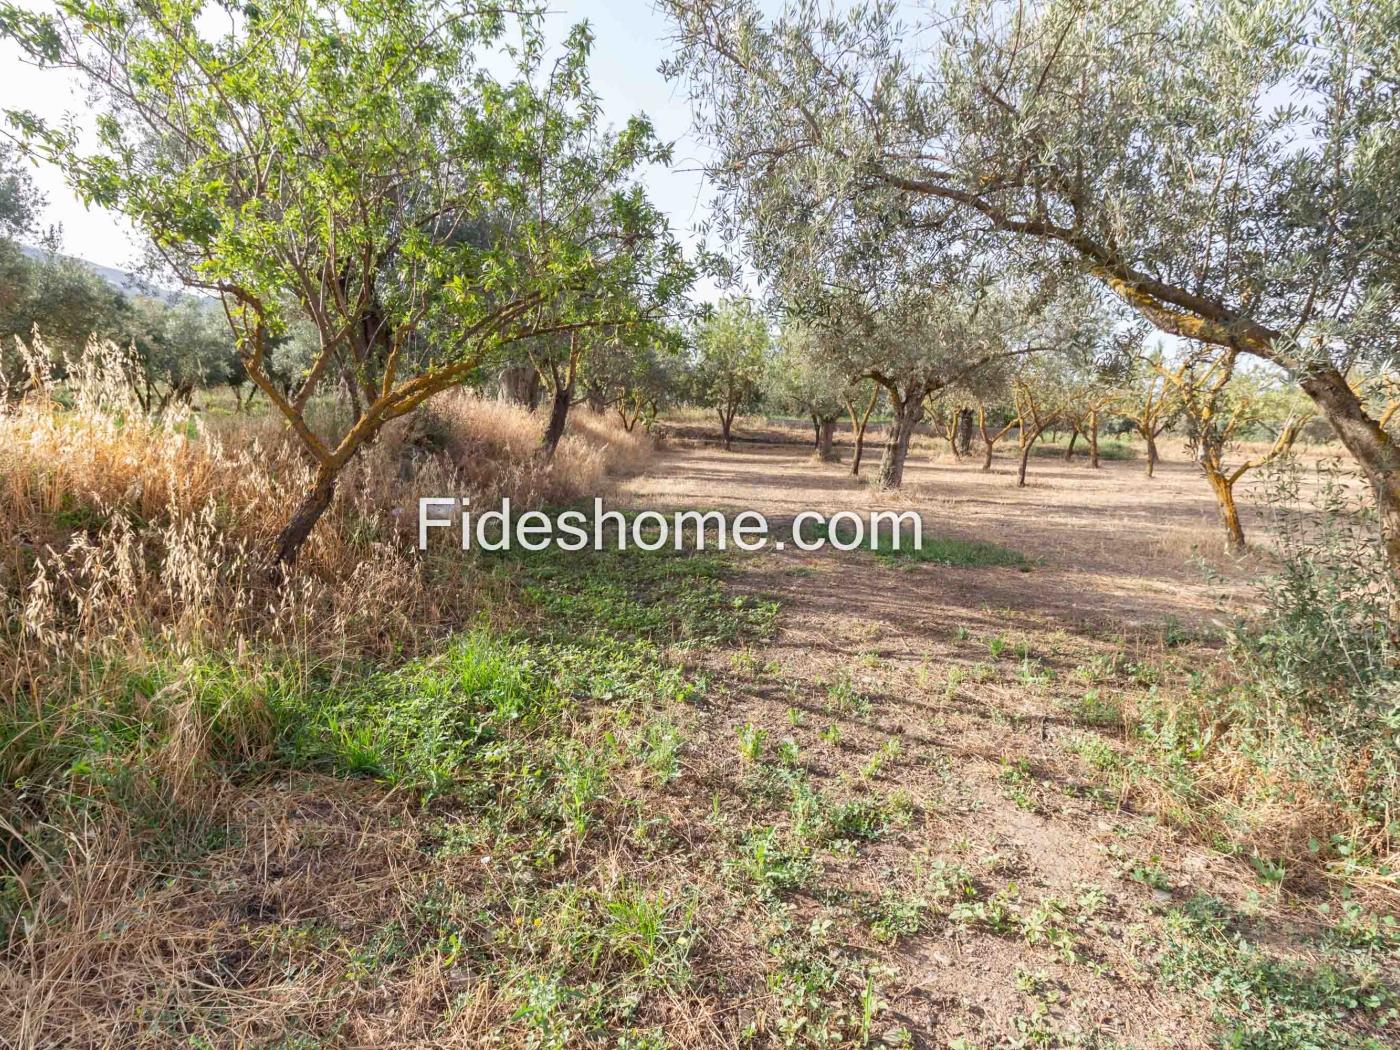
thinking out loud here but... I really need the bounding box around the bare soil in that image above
[611,437,1368,1048]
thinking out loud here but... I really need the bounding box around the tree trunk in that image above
[1298,367,1400,588]
[719,409,734,451]
[1064,430,1078,461]
[876,395,922,489]
[541,382,572,458]
[983,440,995,471]
[1144,428,1159,477]
[811,413,821,448]
[956,407,974,456]
[1087,410,1101,469]
[817,417,838,461]
[273,468,337,565]
[1205,470,1246,552]
[851,420,868,476]
[500,363,541,409]
[1017,426,1047,487]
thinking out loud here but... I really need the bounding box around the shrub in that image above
[1226,459,1399,850]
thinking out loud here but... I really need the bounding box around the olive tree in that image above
[1157,348,1311,551]
[663,0,1400,583]
[1118,348,1181,477]
[5,0,689,563]
[769,322,850,460]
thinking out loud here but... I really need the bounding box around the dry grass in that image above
[3,340,656,660]
[0,340,665,1048]
[2,354,1392,1048]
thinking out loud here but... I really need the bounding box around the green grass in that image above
[1029,435,1140,461]
[797,518,1030,568]
[490,524,780,647]
[1158,895,1396,1049]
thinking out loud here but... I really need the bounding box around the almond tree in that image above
[663,0,1400,585]
[4,0,690,563]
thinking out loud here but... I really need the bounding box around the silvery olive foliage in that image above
[663,0,1400,573]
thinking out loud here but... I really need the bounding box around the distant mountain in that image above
[19,244,190,303]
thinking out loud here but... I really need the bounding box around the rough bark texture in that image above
[816,417,838,461]
[1206,471,1246,551]
[500,363,542,409]
[955,407,974,456]
[541,383,572,458]
[876,397,922,489]
[1063,430,1078,461]
[273,470,337,565]
[1087,410,1101,469]
[1299,367,1400,583]
[1144,429,1160,477]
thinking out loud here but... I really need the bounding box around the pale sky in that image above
[0,0,728,288]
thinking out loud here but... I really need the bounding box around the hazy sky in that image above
[0,0,726,280]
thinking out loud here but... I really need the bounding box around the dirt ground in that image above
[612,436,1373,1048]
[627,433,1260,626]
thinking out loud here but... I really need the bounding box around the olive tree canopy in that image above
[663,0,1400,578]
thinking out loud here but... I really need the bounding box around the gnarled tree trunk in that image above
[816,416,838,461]
[1142,427,1160,476]
[1205,469,1246,551]
[1299,367,1400,586]
[876,394,922,489]
[500,363,541,409]
[955,407,974,457]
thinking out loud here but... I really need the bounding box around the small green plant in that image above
[998,759,1041,813]
[776,738,801,767]
[824,672,871,715]
[1069,688,1122,727]
[737,827,811,893]
[861,739,901,779]
[736,722,768,762]
[944,666,966,699]
[1128,856,1171,893]
[863,891,926,943]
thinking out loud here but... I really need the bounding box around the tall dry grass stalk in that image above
[0,337,656,1046]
